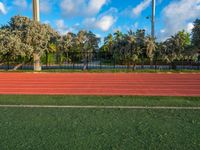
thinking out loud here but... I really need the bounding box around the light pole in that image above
[33,0,40,21]
[32,0,41,71]
[151,0,155,39]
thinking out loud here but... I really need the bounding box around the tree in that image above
[162,30,190,69]
[192,19,200,49]
[44,26,59,66]
[75,30,100,70]
[103,33,114,54]
[136,29,146,68]
[145,36,157,66]
[0,28,33,70]
[124,30,137,69]
[112,30,125,64]
[58,33,74,63]
[6,15,55,71]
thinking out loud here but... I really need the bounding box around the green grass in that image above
[0,69,200,73]
[0,95,200,149]
[0,95,200,107]
[41,69,200,73]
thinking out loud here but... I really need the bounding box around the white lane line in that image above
[0,105,200,110]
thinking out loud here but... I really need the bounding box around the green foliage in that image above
[192,19,200,49]
[145,36,157,61]
[161,30,193,64]
[7,16,56,56]
[0,28,33,63]
[0,15,199,70]
[0,15,58,68]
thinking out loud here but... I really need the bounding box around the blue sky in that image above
[0,0,200,41]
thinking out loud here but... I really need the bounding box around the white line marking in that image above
[0,105,200,110]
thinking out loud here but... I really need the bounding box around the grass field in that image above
[0,95,200,106]
[1,69,200,73]
[0,95,200,149]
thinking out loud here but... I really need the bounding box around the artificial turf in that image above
[0,95,199,107]
[0,95,200,150]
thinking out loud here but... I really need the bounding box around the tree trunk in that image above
[83,54,88,70]
[7,54,10,70]
[46,51,48,67]
[154,59,157,71]
[12,63,24,71]
[141,55,144,69]
[33,53,41,71]
[150,57,154,69]
[132,63,136,70]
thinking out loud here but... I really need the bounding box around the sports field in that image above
[0,73,200,149]
[0,96,200,149]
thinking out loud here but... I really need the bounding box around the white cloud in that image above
[160,0,200,40]
[160,29,166,33]
[83,15,116,32]
[0,2,7,15]
[43,20,50,25]
[60,0,108,17]
[132,0,151,16]
[83,18,96,27]
[186,22,194,33]
[55,19,68,34]
[13,0,27,9]
[95,34,101,38]
[56,19,67,29]
[82,7,117,32]
[55,19,77,34]
[87,0,107,14]
[96,16,115,32]
[60,0,85,17]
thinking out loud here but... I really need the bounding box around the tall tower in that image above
[33,0,40,22]
[32,0,41,71]
[151,0,155,38]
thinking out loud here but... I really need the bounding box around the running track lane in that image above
[0,73,199,96]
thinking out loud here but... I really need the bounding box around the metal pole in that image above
[151,0,155,38]
[33,0,40,22]
[32,0,41,71]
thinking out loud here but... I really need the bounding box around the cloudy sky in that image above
[0,0,200,41]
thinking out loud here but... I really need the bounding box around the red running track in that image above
[0,73,200,96]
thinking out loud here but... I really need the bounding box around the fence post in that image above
[100,52,102,69]
[7,55,9,70]
[114,54,116,69]
[72,52,74,70]
[87,51,88,70]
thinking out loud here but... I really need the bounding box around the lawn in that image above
[1,69,200,73]
[0,95,200,107]
[0,96,200,150]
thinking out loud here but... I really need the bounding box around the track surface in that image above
[0,73,199,96]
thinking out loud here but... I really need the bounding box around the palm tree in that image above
[124,30,136,69]
[75,30,100,70]
[104,34,114,54]
[136,29,146,68]
[162,31,190,69]
[113,30,124,65]
[145,36,157,67]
